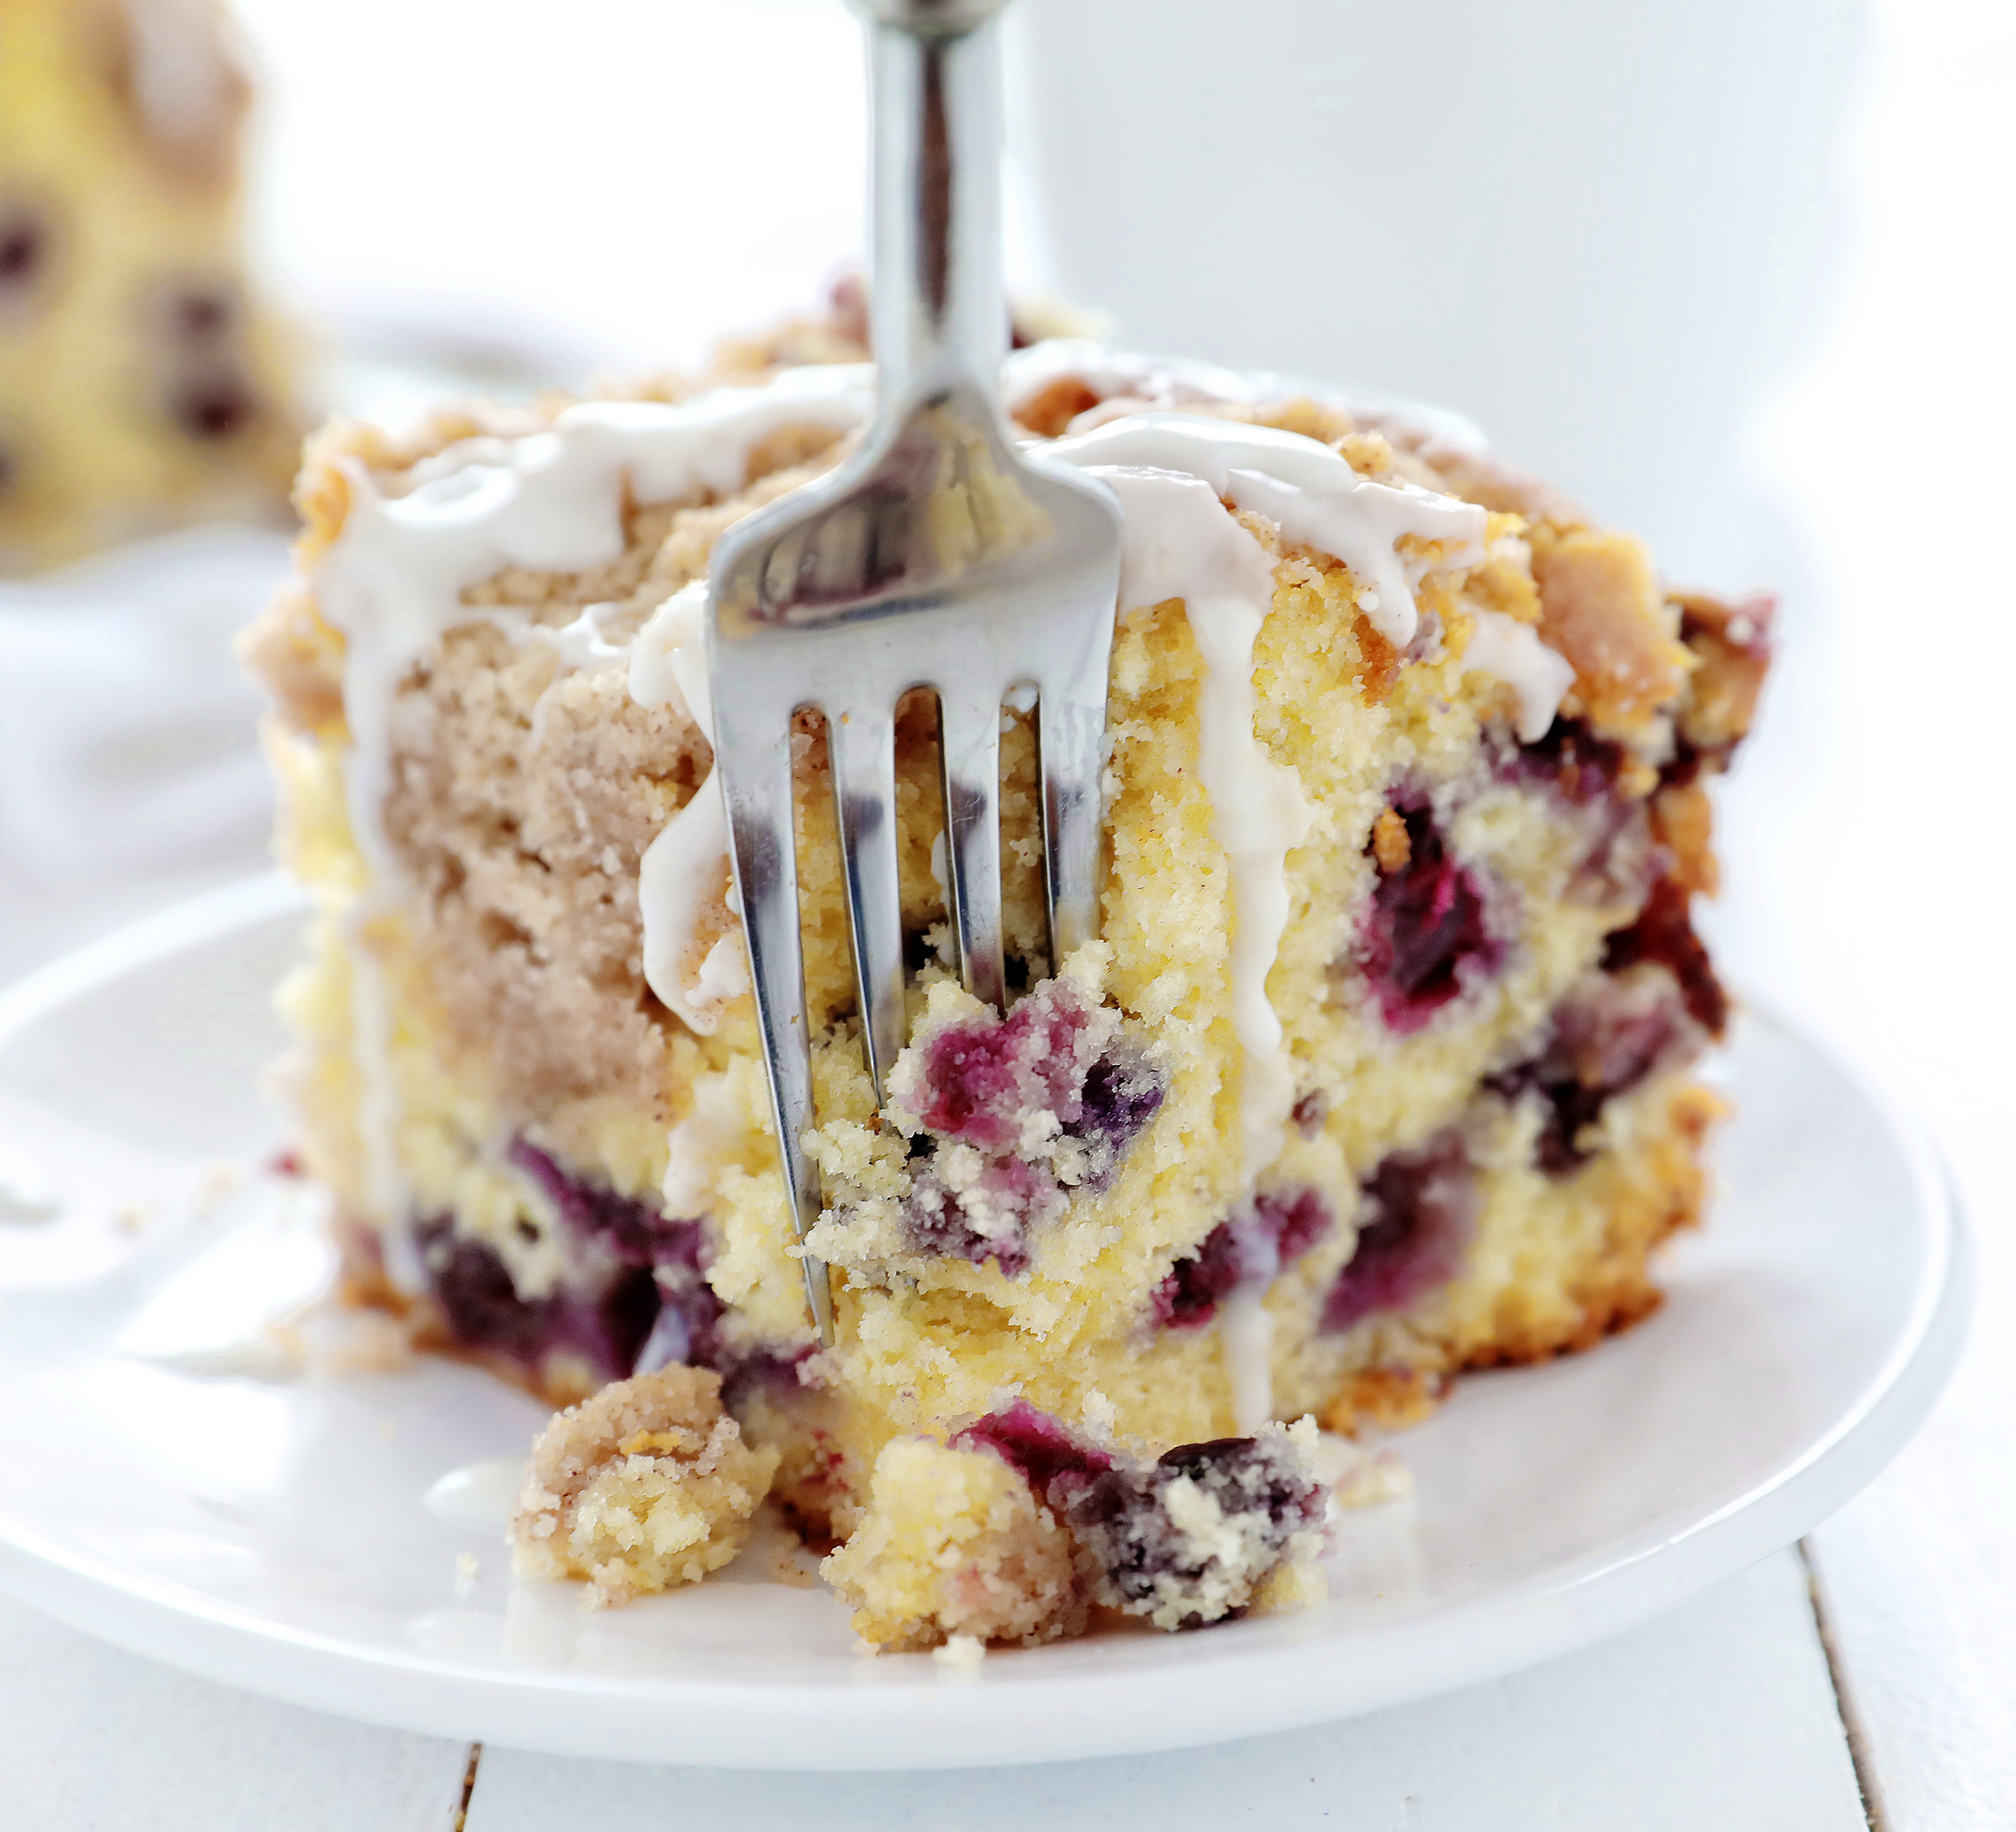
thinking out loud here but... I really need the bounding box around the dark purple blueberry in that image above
[1506,717,1628,806]
[1602,877,1728,1036]
[629,1256,728,1376]
[905,1162,1038,1277]
[892,980,1159,1270]
[0,206,50,298]
[1499,718,1659,903]
[1154,1187,1333,1330]
[1065,1433,1325,1629]
[171,375,256,441]
[1064,1047,1164,1186]
[169,286,236,342]
[1322,1136,1476,1332]
[1357,805,1500,1033]
[1488,969,1700,1175]
[952,1399,1115,1504]
[418,1218,661,1385]
[401,1141,758,1380]
[1263,1186,1334,1263]
[911,992,1092,1153]
[1155,1222,1245,1328]
[718,1346,815,1413]
[508,1138,705,1270]
[509,1138,731,1371]
[1659,732,1713,792]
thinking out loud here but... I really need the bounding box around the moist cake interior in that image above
[242,301,1772,1648]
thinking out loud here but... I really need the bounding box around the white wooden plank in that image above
[467,1551,1865,1832]
[0,1596,471,1832]
[1726,0,2016,1816]
[1805,1097,2016,1832]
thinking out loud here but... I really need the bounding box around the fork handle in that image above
[853,0,1011,413]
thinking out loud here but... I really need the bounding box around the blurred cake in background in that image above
[0,0,300,574]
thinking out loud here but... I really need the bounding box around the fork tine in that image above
[1037,658,1109,967]
[716,736,835,1346]
[939,685,1007,1010]
[829,706,906,1104]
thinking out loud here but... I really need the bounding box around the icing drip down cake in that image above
[242,321,1772,1650]
[0,0,299,572]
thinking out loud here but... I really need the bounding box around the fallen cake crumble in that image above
[509,1365,779,1607]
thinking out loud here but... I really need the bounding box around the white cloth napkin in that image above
[0,528,291,892]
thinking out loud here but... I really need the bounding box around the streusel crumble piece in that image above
[510,1365,778,1606]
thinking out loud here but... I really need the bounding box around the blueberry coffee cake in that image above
[243,311,1772,1650]
[0,0,299,572]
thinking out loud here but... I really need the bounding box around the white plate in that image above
[0,877,1966,1770]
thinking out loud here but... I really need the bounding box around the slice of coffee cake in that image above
[243,326,1769,1645]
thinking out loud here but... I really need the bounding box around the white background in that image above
[5,0,2013,1823]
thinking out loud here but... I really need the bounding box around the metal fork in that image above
[704,0,1125,1344]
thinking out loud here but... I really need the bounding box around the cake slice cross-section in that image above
[243,323,1770,1646]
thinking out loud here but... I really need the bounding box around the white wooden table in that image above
[4,0,2011,1822]
[0,1553,1875,1831]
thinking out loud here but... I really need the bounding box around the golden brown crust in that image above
[235,585,345,734]
[1460,1080,1724,1369]
[1672,587,1776,763]
[1369,421,1589,525]
[1371,807,1412,876]
[1011,375,1104,440]
[1320,1366,1447,1436]
[1349,612,1402,702]
[1529,523,1694,739]
[1652,780,1720,897]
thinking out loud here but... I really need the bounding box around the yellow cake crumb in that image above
[822,1438,1086,1652]
[509,1365,779,1607]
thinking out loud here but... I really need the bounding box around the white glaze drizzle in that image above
[1039,416,1487,1429]
[1061,465,1311,1191]
[423,1456,527,1525]
[524,600,630,749]
[628,582,746,1036]
[1048,462,1305,1430]
[317,363,873,884]
[314,351,1544,1379]
[1462,608,1576,743]
[1220,1286,1277,1435]
[539,598,631,673]
[1047,412,1486,650]
[1002,339,1493,456]
[313,366,872,1259]
[1003,339,1261,419]
[345,937,423,1292]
